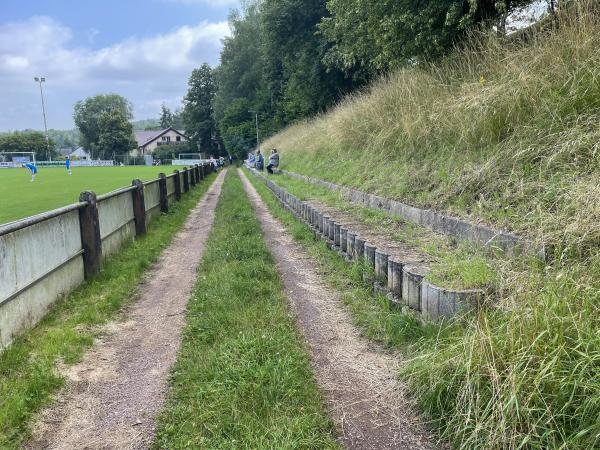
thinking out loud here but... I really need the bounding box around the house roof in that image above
[134,127,188,148]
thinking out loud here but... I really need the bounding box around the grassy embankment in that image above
[0,173,216,449]
[0,166,178,224]
[154,170,338,449]
[259,4,600,449]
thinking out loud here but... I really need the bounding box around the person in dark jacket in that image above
[267,149,279,174]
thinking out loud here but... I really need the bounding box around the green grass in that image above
[153,170,338,449]
[0,174,215,449]
[247,169,600,450]
[0,166,175,224]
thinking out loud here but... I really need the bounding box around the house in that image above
[131,127,189,157]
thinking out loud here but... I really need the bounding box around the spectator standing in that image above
[256,150,264,171]
[267,149,279,174]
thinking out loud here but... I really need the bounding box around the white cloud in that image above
[0,16,230,129]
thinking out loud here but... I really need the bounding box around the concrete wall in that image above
[280,170,544,259]
[0,164,210,350]
[98,191,136,258]
[0,208,85,348]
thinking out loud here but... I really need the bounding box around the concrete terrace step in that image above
[250,169,483,323]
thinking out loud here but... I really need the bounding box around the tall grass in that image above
[265,1,600,256]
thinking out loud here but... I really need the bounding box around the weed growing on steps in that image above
[264,2,600,257]
[153,170,338,449]
[247,169,600,449]
[0,174,217,449]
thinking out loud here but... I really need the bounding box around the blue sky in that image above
[0,0,238,131]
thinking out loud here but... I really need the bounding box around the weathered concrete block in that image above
[402,265,427,311]
[340,228,348,253]
[354,238,365,260]
[421,281,482,322]
[374,250,388,283]
[347,231,356,259]
[328,220,335,241]
[364,244,376,269]
[334,223,341,247]
[388,259,403,299]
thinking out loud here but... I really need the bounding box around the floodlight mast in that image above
[34,76,51,161]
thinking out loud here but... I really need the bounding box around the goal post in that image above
[177,153,202,160]
[0,152,36,168]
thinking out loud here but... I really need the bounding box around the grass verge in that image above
[153,170,338,449]
[246,168,600,450]
[0,173,216,449]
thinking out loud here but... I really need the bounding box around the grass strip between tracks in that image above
[154,170,338,449]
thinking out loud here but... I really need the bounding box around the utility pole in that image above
[34,76,51,161]
[249,110,260,152]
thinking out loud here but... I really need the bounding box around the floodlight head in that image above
[34,77,39,82]
[41,77,45,82]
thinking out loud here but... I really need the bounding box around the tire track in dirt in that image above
[239,169,440,450]
[26,169,227,450]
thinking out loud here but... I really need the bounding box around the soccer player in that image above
[65,155,72,175]
[23,162,37,182]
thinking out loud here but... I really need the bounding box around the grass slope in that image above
[154,170,338,449]
[246,169,600,450]
[0,174,215,448]
[0,166,175,225]
[264,3,600,256]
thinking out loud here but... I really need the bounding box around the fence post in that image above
[183,167,190,193]
[190,166,197,187]
[173,170,181,201]
[78,191,102,278]
[159,173,168,213]
[199,164,205,180]
[195,164,200,181]
[131,179,147,236]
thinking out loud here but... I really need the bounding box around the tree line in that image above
[185,0,540,160]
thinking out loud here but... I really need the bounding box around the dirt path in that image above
[26,170,227,450]
[239,170,439,450]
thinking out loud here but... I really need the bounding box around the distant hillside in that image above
[132,119,161,131]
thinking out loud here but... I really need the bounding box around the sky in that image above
[0,0,239,131]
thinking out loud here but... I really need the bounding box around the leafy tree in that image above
[182,63,220,155]
[159,104,173,129]
[260,0,354,121]
[74,94,133,158]
[96,109,137,160]
[318,0,531,82]
[0,131,56,160]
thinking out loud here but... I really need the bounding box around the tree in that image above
[96,109,137,160]
[0,131,56,160]
[182,63,220,155]
[318,0,531,82]
[159,104,173,129]
[74,94,133,158]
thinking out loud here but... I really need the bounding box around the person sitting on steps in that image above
[267,148,279,174]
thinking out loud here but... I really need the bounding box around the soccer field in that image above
[0,166,177,225]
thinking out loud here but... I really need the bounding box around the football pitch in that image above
[0,166,178,225]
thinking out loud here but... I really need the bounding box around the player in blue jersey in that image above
[65,155,72,175]
[23,162,37,182]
